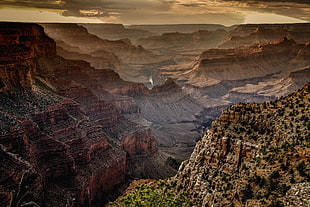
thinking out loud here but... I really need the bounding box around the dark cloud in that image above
[181,4,207,7]
[223,0,310,5]
[0,0,169,17]
[0,0,63,9]
[0,0,309,24]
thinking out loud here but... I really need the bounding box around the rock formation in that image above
[195,37,303,82]
[41,23,163,65]
[0,22,56,91]
[226,66,310,103]
[168,37,310,113]
[127,24,227,35]
[136,29,227,51]
[80,23,154,43]
[0,22,158,207]
[40,23,172,85]
[172,83,310,206]
[133,78,207,169]
[220,23,310,48]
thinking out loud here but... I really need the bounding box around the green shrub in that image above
[107,180,201,207]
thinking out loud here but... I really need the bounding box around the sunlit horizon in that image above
[0,4,309,26]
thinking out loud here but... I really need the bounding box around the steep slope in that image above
[40,23,173,85]
[169,37,310,110]
[134,78,207,165]
[0,22,158,206]
[41,23,163,65]
[226,66,310,103]
[173,83,310,206]
[56,42,121,70]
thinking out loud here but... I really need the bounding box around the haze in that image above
[0,0,309,25]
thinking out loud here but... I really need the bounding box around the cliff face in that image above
[0,22,158,207]
[220,23,310,48]
[225,66,310,103]
[133,78,207,173]
[0,23,56,91]
[173,83,310,206]
[196,37,302,82]
[172,37,310,113]
[40,23,172,86]
[136,29,227,50]
[41,23,163,65]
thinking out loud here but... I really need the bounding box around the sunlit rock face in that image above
[174,36,310,107]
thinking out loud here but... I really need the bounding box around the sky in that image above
[0,0,309,26]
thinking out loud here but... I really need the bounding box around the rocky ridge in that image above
[127,24,228,35]
[220,23,310,48]
[41,23,163,65]
[172,83,310,206]
[165,37,310,113]
[80,23,154,43]
[136,29,227,51]
[40,23,172,85]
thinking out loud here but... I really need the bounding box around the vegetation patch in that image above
[107,180,201,207]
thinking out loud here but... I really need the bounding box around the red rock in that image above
[121,128,157,157]
[0,22,166,206]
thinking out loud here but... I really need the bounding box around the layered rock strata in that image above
[0,22,158,207]
[220,23,310,48]
[173,83,310,206]
[41,23,163,65]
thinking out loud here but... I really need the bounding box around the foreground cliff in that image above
[172,83,310,206]
[0,22,158,206]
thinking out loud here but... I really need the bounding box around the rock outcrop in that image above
[41,23,163,65]
[0,22,56,91]
[172,83,310,206]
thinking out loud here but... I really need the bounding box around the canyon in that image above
[0,22,158,206]
[1,21,309,207]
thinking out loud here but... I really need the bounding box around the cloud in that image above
[0,0,170,17]
[221,0,310,22]
[223,0,309,5]
[0,0,309,24]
